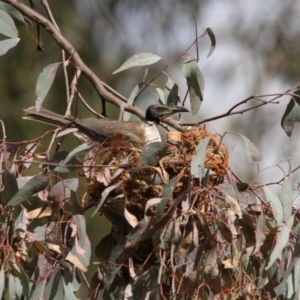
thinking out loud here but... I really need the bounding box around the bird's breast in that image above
[143,122,161,144]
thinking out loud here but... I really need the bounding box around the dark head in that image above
[145,105,189,122]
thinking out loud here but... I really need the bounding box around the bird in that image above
[23,105,189,147]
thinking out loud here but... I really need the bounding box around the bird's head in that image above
[145,105,189,122]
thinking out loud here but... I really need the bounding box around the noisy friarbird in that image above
[23,105,189,147]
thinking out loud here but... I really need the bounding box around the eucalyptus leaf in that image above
[164,78,181,121]
[281,90,300,137]
[281,177,293,223]
[266,214,294,270]
[49,178,79,202]
[162,176,178,198]
[141,142,169,166]
[264,186,283,226]
[64,142,93,163]
[156,87,165,105]
[92,183,120,217]
[5,175,49,207]
[35,63,60,111]
[236,133,262,163]
[0,268,4,299]
[216,217,232,243]
[0,3,25,26]
[182,56,205,115]
[113,52,162,74]
[206,27,216,58]
[0,10,18,38]
[1,169,18,206]
[31,279,46,300]
[123,83,144,121]
[0,37,19,56]
[190,137,210,179]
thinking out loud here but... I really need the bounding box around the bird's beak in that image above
[157,105,189,119]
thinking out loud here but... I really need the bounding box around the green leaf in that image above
[155,198,168,221]
[281,177,293,223]
[0,3,25,27]
[236,182,250,192]
[64,142,93,163]
[92,183,120,217]
[8,274,16,300]
[1,169,18,206]
[63,272,80,299]
[123,83,144,121]
[216,217,232,243]
[0,10,18,38]
[254,213,265,254]
[141,142,169,166]
[35,63,60,111]
[40,151,77,173]
[0,268,4,299]
[95,234,115,261]
[143,67,148,81]
[156,87,165,105]
[182,56,205,115]
[49,178,79,201]
[236,133,262,163]
[113,52,162,74]
[206,27,216,58]
[5,175,49,207]
[19,265,30,300]
[264,186,283,226]
[165,78,181,121]
[0,37,19,56]
[70,214,91,269]
[162,176,178,198]
[266,214,294,270]
[190,137,210,179]
[44,270,62,300]
[32,280,47,300]
[281,90,300,136]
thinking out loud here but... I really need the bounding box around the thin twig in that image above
[182,84,300,126]
[41,0,70,106]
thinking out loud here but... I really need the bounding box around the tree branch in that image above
[4,0,186,132]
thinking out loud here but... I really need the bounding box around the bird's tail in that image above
[23,106,71,127]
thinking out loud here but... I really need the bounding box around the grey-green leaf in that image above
[190,137,210,179]
[281,177,293,223]
[123,83,144,121]
[35,63,60,111]
[64,142,93,163]
[113,52,162,74]
[182,56,205,115]
[0,268,4,298]
[141,142,169,166]
[156,88,165,105]
[92,183,120,217]
[266,214,294,270]
[5,175,48,207]
[206,27,216,58]
[236,133,262,163]
[165,78,181,120]
[0,3,25,27]
[0,37,19,56]
[0,10,18,38]
[264,186,283,226]
[281,90,300,137]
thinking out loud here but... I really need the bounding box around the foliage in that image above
[1,1,300,300]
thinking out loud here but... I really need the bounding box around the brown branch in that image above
[4,0,186,132]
